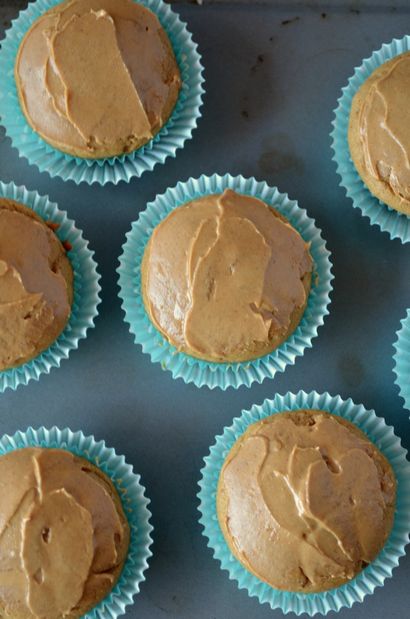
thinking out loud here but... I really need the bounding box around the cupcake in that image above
[0,446,130,618]
[0,198,73,371]
[349,51,410,215]
[141,188,313,363]
[119,174,333,389]
[0,1,204,184]
[199,392,410,613]
[14,0,181,159]
[217,409,396,593]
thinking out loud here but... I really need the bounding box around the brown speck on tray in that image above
[281,17,300,26]
[321,12,327,19]
[251,53,265,73]
[241,110,249,119]
[350,8,361,14]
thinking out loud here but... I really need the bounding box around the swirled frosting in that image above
[0,199,72,371]
[218,411,396,592]
[142,189,313,362]
[0,448,129,619]
[15,0,181,158]
[359,53,410,206]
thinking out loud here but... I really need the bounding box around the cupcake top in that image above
[0,199,73,371]
[349,52,410,214]
[15,0,181,159]
[0,447,130,619]
[217,410,396,593]
[142,189,313,363]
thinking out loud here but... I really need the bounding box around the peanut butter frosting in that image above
[0,448,130,619]
[15,0,181,159]
[217,411,396,593]
[351,52,410,212]
[142,189,313,362]
[0,200,73,372]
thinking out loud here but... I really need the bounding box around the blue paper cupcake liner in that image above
[331,36,410,242]
[0,426,153,619]
[393,308,410,413]
[117,173,333,390]
[198,390,410,616]
[0,0,204,185]
[0,181,100,392]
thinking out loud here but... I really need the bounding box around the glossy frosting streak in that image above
[220,412,396,592]
[0,449,126,619]
[143,189,312,362]
[15,0,181,158]
[360,54,410,202]
[0,206,70,370]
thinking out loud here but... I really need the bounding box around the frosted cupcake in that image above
[217,409,396,593]
[0,447,130,618]
[142,189,313,363]
[14,0,181,159]
[349,51,410,215]
[0,198,73,371]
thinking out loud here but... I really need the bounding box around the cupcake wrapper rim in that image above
[393,308,410,414]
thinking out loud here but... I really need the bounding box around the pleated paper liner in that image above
[393,308,410,413]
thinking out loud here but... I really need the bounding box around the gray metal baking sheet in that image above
[1,1,410,618]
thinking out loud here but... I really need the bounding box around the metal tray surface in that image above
[0,1,409,618]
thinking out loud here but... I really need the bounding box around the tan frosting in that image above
[142,189,313,362]
[359,53,410,205]
[218,411,396,593]
[0,448,129,619]
[15,0,181,158]
[0,200,72,371]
